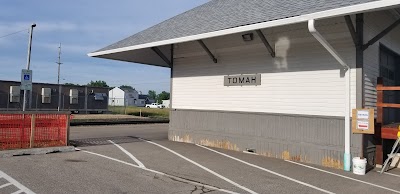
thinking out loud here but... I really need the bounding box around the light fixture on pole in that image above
[22,23,36,112]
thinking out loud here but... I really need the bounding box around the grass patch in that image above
[109,106,169,119]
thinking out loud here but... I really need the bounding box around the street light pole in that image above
[57,43,62,111]
[22,23,36,112]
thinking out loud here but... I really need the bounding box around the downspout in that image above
[308,19,352,171]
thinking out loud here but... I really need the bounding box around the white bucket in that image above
[352,157,367,175]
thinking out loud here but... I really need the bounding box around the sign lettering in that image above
[224,74,261,86]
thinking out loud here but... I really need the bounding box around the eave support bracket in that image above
[362,18,400,51]
[151,47,172,67]
[197,40,217,63]
[255,30,275,58]
[344,15,358,46]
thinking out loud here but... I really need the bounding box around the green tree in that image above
[64,83,80,86]
[119,85,134,90]
[148,90,157,100]
[156,91,170,103]
[87,80,109,87]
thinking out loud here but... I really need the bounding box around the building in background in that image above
[109,87,154,107]
[0,80,109,113]
[90,1,400,169]
[109,87,138,106]
[162,100,170,108]
[139,94,155,106]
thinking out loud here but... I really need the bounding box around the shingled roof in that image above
[89,0,400,66]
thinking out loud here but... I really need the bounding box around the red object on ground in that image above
[0,113,69,150]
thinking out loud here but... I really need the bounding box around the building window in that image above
[94,93,104,101]
[70,89,78,104]
[9,86,20,103]
[41,88,51,104]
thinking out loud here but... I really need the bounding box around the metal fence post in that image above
[85,87,88,114]
[30,114,36,148]
[6,93,9,111]
[35,93,38,110]
[66,114,70,146]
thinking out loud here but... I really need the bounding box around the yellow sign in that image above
[398,126,400,137]
[352,109,374,134]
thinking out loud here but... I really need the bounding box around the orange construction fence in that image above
[0,112,71,150]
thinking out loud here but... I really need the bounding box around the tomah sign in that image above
[224,74,261,86]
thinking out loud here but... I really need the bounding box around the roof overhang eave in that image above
[88,0,400,58]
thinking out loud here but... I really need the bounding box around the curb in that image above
[0,146,76,158]
[70,119,169,126]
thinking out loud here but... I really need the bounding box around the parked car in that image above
[145,103,164,109]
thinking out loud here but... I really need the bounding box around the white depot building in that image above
[90,0,400,171]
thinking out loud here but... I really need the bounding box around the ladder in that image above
[380,127,400,174]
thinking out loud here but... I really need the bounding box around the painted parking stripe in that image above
[137,138,258,194]
[286,160,400,193]
[385,172,400,178]
[11,190,24,194]
[0,171,35,194]
[0,183,12,189]
[197,144,334,194]
[82,150,239,194]
[108,140,146,168]
[378,171,400,178]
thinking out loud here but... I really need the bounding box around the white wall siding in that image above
[172,17,357,117]
[364,11,400,111]
[109,88,125,106]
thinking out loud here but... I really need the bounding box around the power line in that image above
[0,29,28,39]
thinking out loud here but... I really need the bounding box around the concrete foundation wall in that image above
[169,109,363,169]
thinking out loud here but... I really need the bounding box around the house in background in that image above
[109,87,154,107]
[109,87,138,106]
[138,94,155,106]
[162,100,170,108]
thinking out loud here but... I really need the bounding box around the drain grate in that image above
[69,136,141,147]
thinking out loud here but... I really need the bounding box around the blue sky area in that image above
[0,0,208,93]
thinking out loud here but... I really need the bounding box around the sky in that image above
[0,0,208,93]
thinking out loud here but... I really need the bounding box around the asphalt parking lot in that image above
[1,124,400,194]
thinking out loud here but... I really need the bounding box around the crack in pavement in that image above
[190,185,214,194]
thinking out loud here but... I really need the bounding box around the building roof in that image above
[138,94,149,100]
[89,0,400,66]
[119,87,136,93]
[0,80,110,89]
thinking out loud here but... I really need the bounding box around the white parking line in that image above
[137,138,258,194]
[82,150,239,194]
[0,183,12,189]
[197,144,335,194]
[11,190,24,194]
[286,160,400,193]
[379,171,400,178]
[108,140,146,168]
[0,171,35,194]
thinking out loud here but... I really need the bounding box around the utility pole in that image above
[57,43,62,111]
[22,23,36,112]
